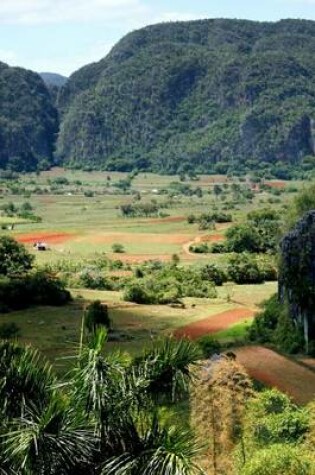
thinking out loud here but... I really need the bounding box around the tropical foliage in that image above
[0,333,204,474]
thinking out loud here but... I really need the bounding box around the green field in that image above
[0,168,293,360]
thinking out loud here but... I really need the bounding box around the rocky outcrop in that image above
[279,211,315,350]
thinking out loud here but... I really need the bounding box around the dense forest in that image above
[57,18,315,174]
[0,62,59,172]
[1,18,315,174]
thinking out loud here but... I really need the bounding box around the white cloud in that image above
[0,0,149,25]
[4,41,114,76]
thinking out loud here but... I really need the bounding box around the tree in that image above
[0,236,34,276]
[0,334,205,474]
[84,300,111,333]
[287,182,315,229]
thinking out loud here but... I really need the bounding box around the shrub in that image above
[249,295,305,353]
[0,271,71,312]
[227,253,265,284]
[189,243,210,254]
[79,270,113,290]
[84,300,111,332]
[0,236,34,276]
[112,243,125,253]
[123,282,153,304]
[201,264,227,286]
[210,242,227,253]
[198,336,221,358]
[0,322,20,339]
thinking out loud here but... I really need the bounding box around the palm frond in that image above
[2,395,96,474]
[0,341,55,419]
[102,414,205,475]
[133,337,202,402]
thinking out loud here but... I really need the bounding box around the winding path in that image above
[174,308,255,339]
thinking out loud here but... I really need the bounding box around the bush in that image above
[248,294,280,343]
[84,300,111,332]
[210,242,227,253]
[249,295,305,353]
[0,322,20,339]
[112,243,125,253]
[0,236,34,276]
[124,265,217,304]
[0,271,71,312]
[79,270,113,290]
[227,253,265,284]
[123,282,153,304]
[189,243,210,254]
[201,264,227,286]
[198,336,221,358]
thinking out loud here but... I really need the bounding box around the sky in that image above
[0,0,314,76]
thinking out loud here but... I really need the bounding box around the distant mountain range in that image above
[1,19,315,175]
[0,62,58,171]
[40,72,68,88]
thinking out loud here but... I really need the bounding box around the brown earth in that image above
[199,234,225,242]
[264,180,286,189]
[298,358,315,371]
[174,308,255,339]
[15,232,77,244]
[234,346,315,404]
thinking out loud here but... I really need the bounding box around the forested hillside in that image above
[1,19,315,174]
[0,62,58,172]
[57,18,315,174]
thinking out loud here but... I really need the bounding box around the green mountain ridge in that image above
[0,62,59,172]
[1,18,315,174]
[57,18,315,174]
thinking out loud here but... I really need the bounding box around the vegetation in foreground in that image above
[1,333,315,474]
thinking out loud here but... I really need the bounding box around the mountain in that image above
[0,63,59,171]
[40,72,68,105]
[57,18,315,174]
[40,72,68,88]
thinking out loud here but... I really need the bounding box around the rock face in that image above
[0,62,58,172]
[279,211,315,349]
[57,18,315,173]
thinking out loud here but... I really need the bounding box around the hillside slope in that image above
[57,18,315,174]
[0,63,59,171]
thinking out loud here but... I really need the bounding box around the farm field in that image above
[234,346,315,404]
[0,168,311,398]
[1,168,297,266]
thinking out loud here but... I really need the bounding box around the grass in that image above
[214,318,253,341]
[0,169,292,362]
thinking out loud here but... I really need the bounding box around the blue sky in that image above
[0,0,314,76]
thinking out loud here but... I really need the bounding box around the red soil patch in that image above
[174,308,255,340]
[16,232,76,245]
[265,180,286,189]
[298,357,315,371]
[200,234,225,242]
[234,346,315,404]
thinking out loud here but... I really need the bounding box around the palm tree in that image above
[0,333,205,474]
[133,337,202,402]
[3,396,95,474]
[102,414,205,475]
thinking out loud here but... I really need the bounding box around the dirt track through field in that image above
[174,308,255,339]
[16,232,76,244]
[234,346,315,404]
